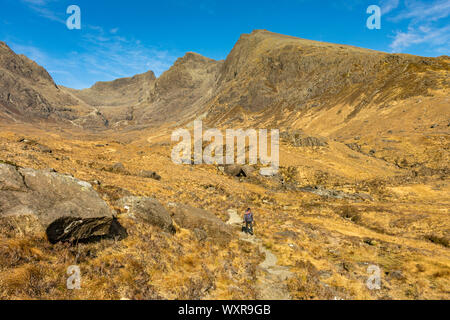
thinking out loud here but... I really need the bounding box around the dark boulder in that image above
[139,170,161,181]
[223,164,253,177]
[46,216,127,244]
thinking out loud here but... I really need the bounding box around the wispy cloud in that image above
[20,0,65,24]
[390,24,450,53]
[15,1,180,89]
[10,31,179,89]
[21,0,51,5]
[388,0,450,54]
[380,0,400,14]
[390,0,450,22]
[78,25,179,79]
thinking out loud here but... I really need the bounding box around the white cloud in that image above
[78,26,179,78]
[15,1,180,89]
[388,0,450,54]
[380,0,400,14]
[20,0,65,24]
[390,25,450,52]
[9,28,179,89]
[390,0,450,22]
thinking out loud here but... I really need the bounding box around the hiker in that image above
[243,208,254,235]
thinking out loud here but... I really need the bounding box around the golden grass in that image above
[0,108,448,300]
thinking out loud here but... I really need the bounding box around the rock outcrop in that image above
[223,164,253,177]
[281,131,328,147]
[138,170,161,181]
[116,196,175,233]
[170,204,232,244]
[0,163,118,241]
[0,42,79,122]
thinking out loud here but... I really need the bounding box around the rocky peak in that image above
[0,41,55,84]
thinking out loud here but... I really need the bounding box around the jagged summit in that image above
[0,30,448,130]
[0,41,80,122]
[0,41,55,85]
[66,69,157,108]
[0,30,449,301]
[90,70,156,91]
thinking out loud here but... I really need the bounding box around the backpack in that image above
[244,212,253,222]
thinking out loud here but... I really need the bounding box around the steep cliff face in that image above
[0,31,449,301]
[137,52,223,125]
[67,52,222,127]
[204,30,449,126]
[67,70,157,107]
[0,42,78,122]
[1,30,448,132]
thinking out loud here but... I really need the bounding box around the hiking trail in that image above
[226,209,294,300]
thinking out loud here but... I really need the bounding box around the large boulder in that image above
[170,204,232,244]
[0,163,119,241]
[0,164,113,226]
[138,170,161,181]
[104,162,129,175]
[223,164,253,177]
[0,163,27,192]
[116,196,175,233]
[46,216,127,244]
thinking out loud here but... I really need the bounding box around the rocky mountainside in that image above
[0,42,81,122]
[65,70,157,107]
[204,30,449,127]
[0,30,448,300]
[67,30,450,136]
[137,52,222,125]
[62,52,222,128]
[2,30,448,131]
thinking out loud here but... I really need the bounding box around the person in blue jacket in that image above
[243,208,254,235]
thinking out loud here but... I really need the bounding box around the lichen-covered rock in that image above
[170,204,232,244]
[0,163,114,228]
[117,196,175,233]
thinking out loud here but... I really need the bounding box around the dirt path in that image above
[226,209,293,300]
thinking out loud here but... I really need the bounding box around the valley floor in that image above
[0,122,449,300]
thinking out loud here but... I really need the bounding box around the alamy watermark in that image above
[366,5,381,30]
[67,265,81,290]
[66,5,81,30]
[171,121,279,175]
[366,265,381,290]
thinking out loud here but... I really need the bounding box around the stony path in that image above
[226,209,294,300]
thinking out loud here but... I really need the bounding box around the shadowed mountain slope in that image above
[204,30,449,127]
[0,42,79,122]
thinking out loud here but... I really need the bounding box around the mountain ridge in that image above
[0,30,449,301]
[0,30,448,131]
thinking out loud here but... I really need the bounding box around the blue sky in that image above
[1,0,448,89]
